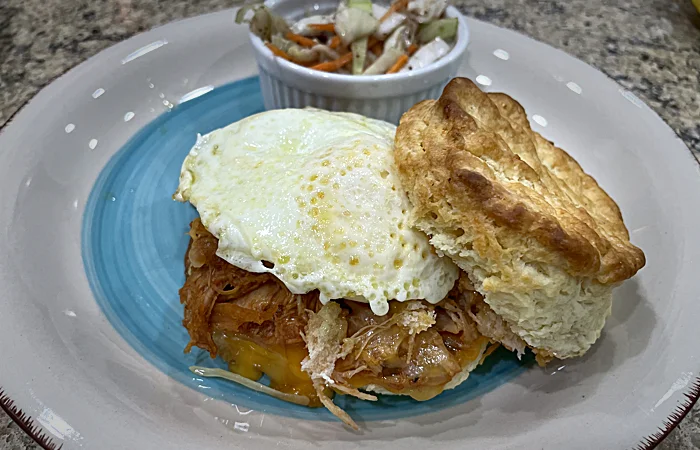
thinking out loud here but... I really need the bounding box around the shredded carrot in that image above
[295,59,320,67]
[386,54,409,74]
[285,31,317,48]
[380,0,409,22]
[367,36,383,56]
[310,52,353,72]
[407,43,418,55]
[308,23,336,33]
[265,43,291,61]
[329,35,341,49]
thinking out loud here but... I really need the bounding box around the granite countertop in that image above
[1,0,699,449]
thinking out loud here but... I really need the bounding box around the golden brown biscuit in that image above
[394,78,645,359]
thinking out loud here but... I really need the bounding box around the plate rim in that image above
[0,8,699,450]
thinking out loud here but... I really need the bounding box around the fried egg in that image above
[174,108,458,315]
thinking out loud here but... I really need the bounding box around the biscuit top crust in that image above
[394,77,645,286]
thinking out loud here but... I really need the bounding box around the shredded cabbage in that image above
[363,47,403,75]
[291,15,334,36]
[190,366,311,406]
[271,34,294,52]
[372,4,407,39]
[384,24,411,52]
[237,5,289,41]
[417,18,458,43]
[312,44,340,61]
[335,3,378,46]
[288,45,318,63]
[408,0,448,23]
[344,0,376,74]
[402,36,451,71]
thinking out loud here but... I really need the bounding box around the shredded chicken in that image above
[456,274,553,366]
[179,218,491,427]
[301,302,378,427]
[301,302,353,385]
[180,219,322,356]
[314,379,360,430]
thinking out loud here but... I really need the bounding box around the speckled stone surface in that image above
[1,0,699,449]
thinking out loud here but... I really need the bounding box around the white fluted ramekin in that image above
[249,0,469,124]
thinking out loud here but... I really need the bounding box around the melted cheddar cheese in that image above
[214,332,322,406]
[348,336,489,401]
[213,331,488,404]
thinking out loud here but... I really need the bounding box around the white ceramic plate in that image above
[1,9,699,450]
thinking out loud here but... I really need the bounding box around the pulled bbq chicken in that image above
[180,218,489,427]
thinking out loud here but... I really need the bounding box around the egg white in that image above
[175,108,458,315]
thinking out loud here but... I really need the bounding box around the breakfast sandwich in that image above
[394,78,646,363]
[174,108,493,428]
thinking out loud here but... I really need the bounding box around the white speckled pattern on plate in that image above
[0,9,699,450]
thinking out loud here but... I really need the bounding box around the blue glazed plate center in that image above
[82,76,531,422]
